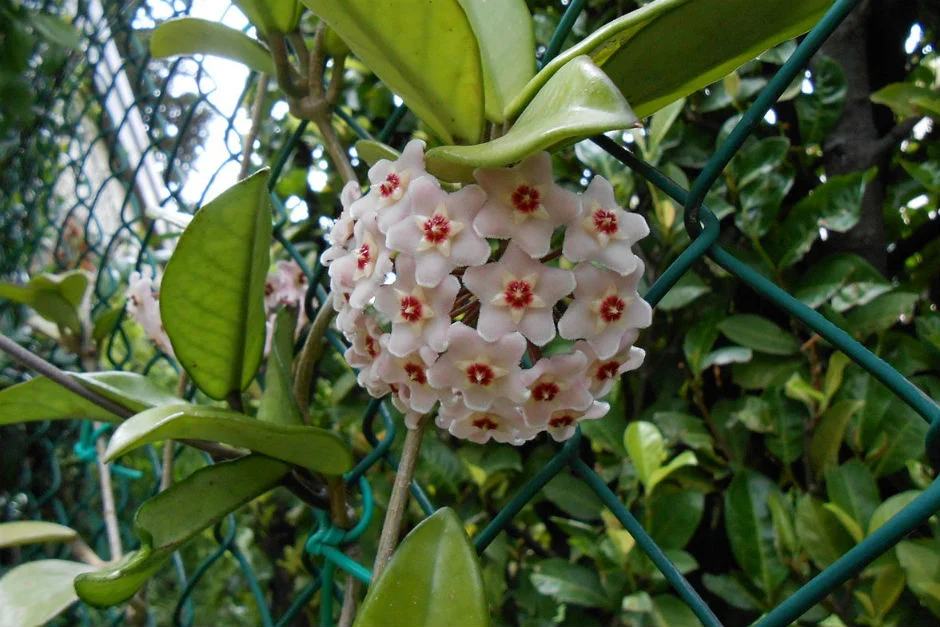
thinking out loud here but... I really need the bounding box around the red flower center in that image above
[399,295,424,323]
[511,185,540,214]
[264,282,275,297]
[592,209,619,235]
[596,361,621,381]
[465,363,496,386]
[379,173,401,198]
[532,381,560,401]
[599,295,626,323]
[549,414,575,428]
[364,336,378,359]
[356,244,372,270]
[422,214,451,244]
[472,416,499,431]
[404,362,427,385]
[503,279,534,309]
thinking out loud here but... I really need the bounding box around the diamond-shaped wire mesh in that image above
[1,1,938,626]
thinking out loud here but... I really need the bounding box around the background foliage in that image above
[2,0,940,626]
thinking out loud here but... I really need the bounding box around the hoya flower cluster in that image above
[321,141,652,445]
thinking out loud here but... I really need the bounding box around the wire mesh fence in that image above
[1,0,938,626]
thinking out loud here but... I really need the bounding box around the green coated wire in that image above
[539,0,586,68]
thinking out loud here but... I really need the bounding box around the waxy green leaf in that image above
[796,495,854,569]
[232,0,302,34]
[257,307,303,425]
[717,314,800,356]
[809,401,863,477]
[506,0,832,120]
[0,270,88,334]
[0,560,96,627]
[871,83,940,119]
[456,0,534,123]
[302,0,483,144]
[624,421,665,490]
[426,56,636,182]
[354,508,488,627]
[104,403,352,475]
[648,489,704,550]
[530,558,612,610]
[161,170,272,400]
[0,521,77,548]
[869,491,922,535]
[75,455,287,607]
[825,459,879,533]
[150,17,275,75]
[724,470,788,596]
[354,139,400,167]
[0,371,179,426]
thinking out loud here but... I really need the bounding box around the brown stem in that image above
[324,54,348,106]
[94,431,123,560]
[70,537,107,567]
[269,33,306,98]
[311,110,357,185]
[288,32,310,79]
[450,297,479,319]
[372,415,428,580]
[294,293,335,422]
[308,23,328,94]
[239,74,270,180]
[540,248,563,263]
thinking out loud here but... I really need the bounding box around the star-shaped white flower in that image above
[367,139,429,232]
[573,329,645,397]
[463,243,575,346]
[518,353,594,426]
[127,272,174,357]
[537,401,610,442]
[386,178,490,287]
[427,322,529,411]
[472,152,579,258]
[563,176,649,275]
[375,343,446,414]
[436,398,536,445]
[557,262,652,359]
[374,255,459,357]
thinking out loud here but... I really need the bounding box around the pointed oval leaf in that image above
[150,17,275,75]
[809,400,863,477]
[232,0,302,34]
[724,470,788,595]
[104,403,351,475]
[257,307,304,425]
[796,495,855,569]
[868,491,922,536]
[456,0,534,123]
[161,170,272,400]
[821,502,864,544]
[530,558,612,610]
[0,522,77,549]
[624,421,665,490]
[506,0,832,120]
[0,271,88,334]
[354,508,488,627]
[825,459,879,532]
[646,450,697,494]
[355,139,400,167]
[426,56,636,182]
[717,314,800,356]
[0,371,180,427]
[301,0,483,144]
[648,489,704,550]
[0,560,96,627]
[75,455,287,607]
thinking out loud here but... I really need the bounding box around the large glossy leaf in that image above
[871,83,940,119]
[354,508,488,627]
[161,170,272,400]
[717,315,800,356]
[868,491,922,536]
[543,472,603,521]
[75,455,287,607]
[825,460,879,533]
[0,371,179,426]
[896,540,940,618]
[795,495,854,569]
[302,0,483,144]
[648,489,704,550]
[103,403,352,475]
[0,521,76,548]
[773,168,877,268]
[0,270,88,334]
[257,307,303,425]
[425,56,636,182]
[809,400,863,477]
[530,558,612,610]
[150,17,275,75]
[506,0,832,120]
[846,292,919,338]
[456,0,534,123]
[724,470,788,596]
[624,421,665,490]
[0,560,96,627]
[647,450,698,493]
[796,56,846,146]
[232,0,302,34]
[792,253,890,312]
[651,594,704,627]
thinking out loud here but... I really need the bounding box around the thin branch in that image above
[372,416,428,580]
[324,54,348,107]
[269,32,306,98]
[312,110,358,185]
[239,74,270,180]
[71,537,107,567]
[293,292,335,421]
[872,117,919,161]
[308,23,328,95]
[95,423,123,560]
[288,32,310,80]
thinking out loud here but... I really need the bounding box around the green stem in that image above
[294,293,335,422]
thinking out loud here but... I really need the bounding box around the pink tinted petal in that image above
[450,232,491,268]
[472,203,513,239]
[557,300,593,340]
[414,253,451,288]
[539,267,577,302]
[511,220,554,258]
[476,307,518,342]
[544,185,580,224]
[519,310,556,346]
